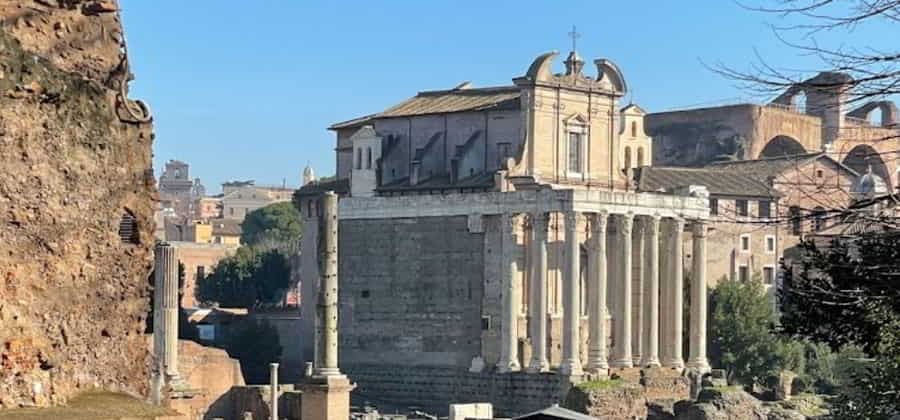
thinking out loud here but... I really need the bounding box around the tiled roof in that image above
[329,86,520,129]
[377,172,495,193]
[705,152,859,179]
[634,166,778,198]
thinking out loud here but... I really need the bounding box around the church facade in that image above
[297,49,713,412]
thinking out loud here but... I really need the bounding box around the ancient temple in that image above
[296,48,710,414]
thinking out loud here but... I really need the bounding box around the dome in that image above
[302,164,316,186]
[852,166,888,195]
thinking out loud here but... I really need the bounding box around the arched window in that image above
[624,146,632,170]
[631,121,638,137]
[355,148,362,170]
[366,147,372,169]
[637,147,645,167]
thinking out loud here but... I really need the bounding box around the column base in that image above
[662,358,685,370]
[496,359,521,373]
[314,367,344,377]
[559,359,583,376]
[300,375,356,420]
[586,360,609,373]
[639,357,661,368]
[525,358,550,373]
[686,359,711,374]
[609,358,633,368]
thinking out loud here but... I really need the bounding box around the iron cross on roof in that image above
[568,25,581,52]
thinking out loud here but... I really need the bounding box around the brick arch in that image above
[842,144,892,190]
[759,135,807,158]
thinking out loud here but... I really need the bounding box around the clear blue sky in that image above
[120,1,897,193]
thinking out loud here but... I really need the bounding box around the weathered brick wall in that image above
[339,216,484,368]
[0,1,155,408]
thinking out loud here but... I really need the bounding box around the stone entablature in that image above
[338,189,708,221]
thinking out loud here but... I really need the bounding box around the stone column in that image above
[641,216,662,367]
[611,214,634,368]
[527,213,550,373]
[664,218,686,369]
[688,221,711,372]
[632,219,644,365]
[658,221,671,366]
[498,213,521,372]
[153,241,181,384]
[315,191,341,377]
[270,363,279,420]
[560,211,583,376]
[587,212,609,374]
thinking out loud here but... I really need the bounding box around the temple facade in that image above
[296,49,714,412]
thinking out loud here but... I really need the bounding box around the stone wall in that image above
[0,0,155,408]
[346,365,571,417]
[339,216,485,368]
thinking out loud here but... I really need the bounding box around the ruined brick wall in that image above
[0,1,155,408]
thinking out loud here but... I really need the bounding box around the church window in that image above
[624,146,632,170]
[736,200,749,217]
[567,132,583,173]
[758,200,771,218]
[631,121,637,137]
[637,147,645,167]
[355,148,362,170]
[366,147,372,169]
[709,198,719,215]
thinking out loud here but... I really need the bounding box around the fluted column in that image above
[611,213,634,368]
[641,216,662,367]
[527,213,550,373]
[315,191,342,377]
[560,211,583,376]
[153,241,181,382]
[664,218,685,369]
[688,221,711,372]
[498,213,521,372]
[587,212,609,373]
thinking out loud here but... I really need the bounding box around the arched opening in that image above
[366,147,372,169]
[631,121,638,138]
[759,135,807,158]
[355,148,362,170]
[793,91,807,114]
[867,107,883,126]
[624,146,632,170]
[637,147,645,167]
[843,144,892,190]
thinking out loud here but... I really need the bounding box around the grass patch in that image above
[576,378,625,391]
[0,390,176,420]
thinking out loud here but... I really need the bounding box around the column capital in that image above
[615,213,634,235]
[531,212,550,230]
[692,220,708,238]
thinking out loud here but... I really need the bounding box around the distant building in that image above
[221,181,294,220]
[171,241,239,308]
[158,160,206,219]
[194,196,223,220]
[209,218,242,246]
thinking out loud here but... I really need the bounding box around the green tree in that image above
[223,319,282,384]
[196,246,291,308]
[709,276,802,386]
[240,201,302,248]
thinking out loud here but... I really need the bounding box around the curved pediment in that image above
[524,51,560,82]
[594,59,627,95]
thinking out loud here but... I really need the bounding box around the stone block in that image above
[449,402,493,420]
